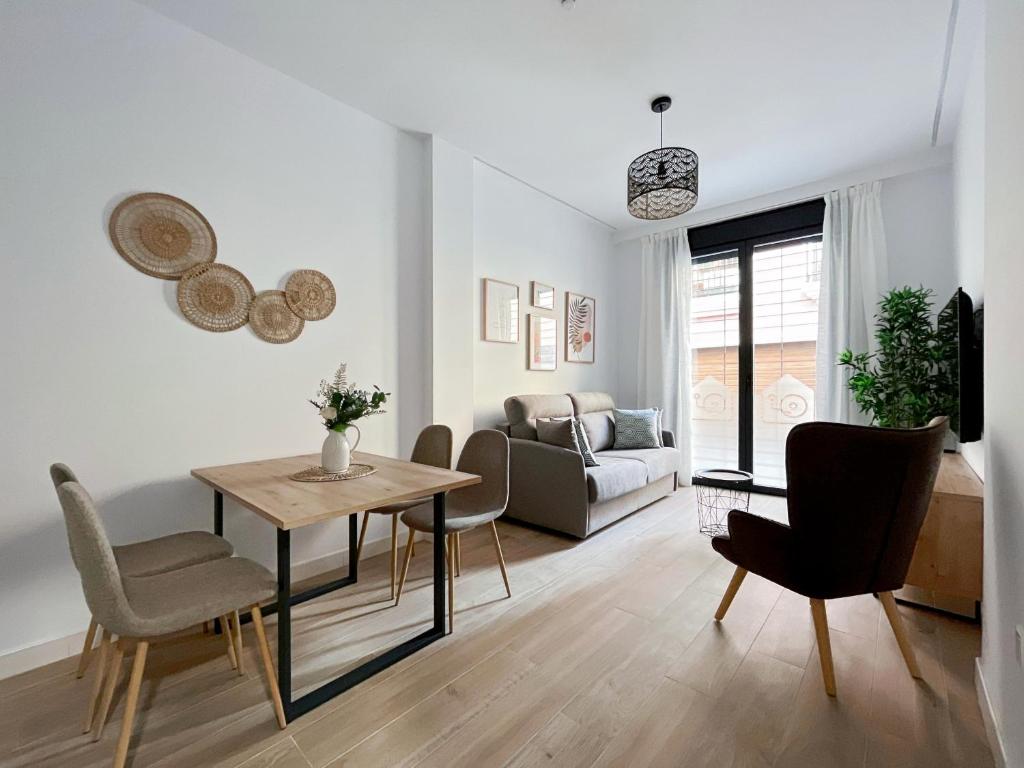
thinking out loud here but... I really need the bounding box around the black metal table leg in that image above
[434,491,446,634]
[214,490,223,536]
[349,512,358,581]
[277,528,292,717]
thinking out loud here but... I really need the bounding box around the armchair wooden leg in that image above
[220,615,238,670]
[251,605,287,729]
[390,515,399,600]
[354,511,370,566]
[810,599,837,697]
[396,529,416,604]
[489,522,512,598]
[879,592,922,679]
[93,643,124,741]
[112,640,148,768]
[447,534,456,633]
[82,629,111,733]
[76,617,99,679]
[714,567,747,621]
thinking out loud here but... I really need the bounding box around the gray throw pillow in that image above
[612,408,661,449]
[536,418,581,453]
[572,418,600,467]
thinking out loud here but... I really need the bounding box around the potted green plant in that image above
[838,286,957,428]
[310,363,390,472]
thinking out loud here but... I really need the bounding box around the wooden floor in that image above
[0,490,993,767]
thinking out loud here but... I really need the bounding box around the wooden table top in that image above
[191,452,480,530]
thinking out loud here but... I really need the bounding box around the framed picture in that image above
[482,278,520,343]
[565,292,595,363]
[528,314,557,371]
[531,281,555,310]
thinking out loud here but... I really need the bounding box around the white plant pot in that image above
[321,426,360,473]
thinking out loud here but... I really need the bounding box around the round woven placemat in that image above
[176,263,254,332]
[290,463,377,482]
[284,269,336,321]
[109,193,217,279]
[249,290,304,343]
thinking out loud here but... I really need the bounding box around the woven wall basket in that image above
[284,269,336,321]
[109,193,217,279]
[249,290,304,343]
[176,263,254,332]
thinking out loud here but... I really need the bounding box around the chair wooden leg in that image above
[447,534,456,633]
[410,537,416,558]
[76,617,99,679]
[879,591,922,679]
[112,640,148,768]
[82,629,111,733]
[251,605,287,729]
[714,566,747,621]
[221,615,238,670]
[455,532,461,577]
[390,515,399,600]
[810,599,837,697]
[93,643,124,741]
[231,609,244,676]
[489,522,512,598]
[396,529,416,604]
[354,511,370,565]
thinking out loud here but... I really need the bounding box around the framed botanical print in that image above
[528,314,557,371]
[482,278,520,343]
[531,281,555,310]
[565,292,595,363]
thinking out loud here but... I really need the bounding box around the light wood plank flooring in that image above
[0,489,992,767]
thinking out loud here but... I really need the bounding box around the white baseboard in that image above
[0,533,401,682]
[975,658,1009,768]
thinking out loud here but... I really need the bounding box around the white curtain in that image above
[639,228,693,482]
[815,181,889,423]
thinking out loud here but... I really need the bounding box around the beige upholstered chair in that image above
[56,481,285,768]
[50,464,235,680]
[352,425,452,599]
[396,429,511,630]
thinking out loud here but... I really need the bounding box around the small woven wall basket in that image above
[249,290,304,343]
[284,269,336,321]
[176,263,254,332]
[109,193,217,279]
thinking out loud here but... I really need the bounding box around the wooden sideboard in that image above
[898,452,984,618]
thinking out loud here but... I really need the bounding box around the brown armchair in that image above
[711,417,947,696]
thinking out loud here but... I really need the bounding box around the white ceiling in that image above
[137,0,957,231]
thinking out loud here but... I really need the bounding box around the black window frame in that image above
[688,199,825,496]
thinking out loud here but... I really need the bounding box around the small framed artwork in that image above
[482,278,520,343]
[531,281,555,310]
[528,314,557,371]
[565,292,595,363]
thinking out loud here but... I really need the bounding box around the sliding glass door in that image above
[689,230,822,492]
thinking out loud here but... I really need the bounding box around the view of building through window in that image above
[690,236,821,487]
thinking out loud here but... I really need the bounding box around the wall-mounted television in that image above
[937,287,983,442]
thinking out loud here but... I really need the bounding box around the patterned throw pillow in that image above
[536,418,581,453]
[572,418,600,467]
[612,408,661,449]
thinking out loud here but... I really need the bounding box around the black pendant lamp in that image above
[627,96,698,220]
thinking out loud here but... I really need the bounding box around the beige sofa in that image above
[500,392,680,538]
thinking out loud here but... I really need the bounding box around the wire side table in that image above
[694,468,754,537]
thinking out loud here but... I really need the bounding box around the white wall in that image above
[472,163,618,429]
[0,0,430,662]
[978,1,1024,764]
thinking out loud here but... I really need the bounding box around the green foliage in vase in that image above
[838,286,958,429]
[310,363,390,432]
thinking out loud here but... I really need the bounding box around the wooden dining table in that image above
[191,451,480,722]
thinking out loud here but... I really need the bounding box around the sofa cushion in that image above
[596,447,681,483]
[504,394,574,440]
[585,457,648,503]
[569,391,615,416]
[536,418,581,452]
[579,411,615,452]
[612,408,661,449]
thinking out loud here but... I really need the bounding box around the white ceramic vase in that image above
[321,425,360,473]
